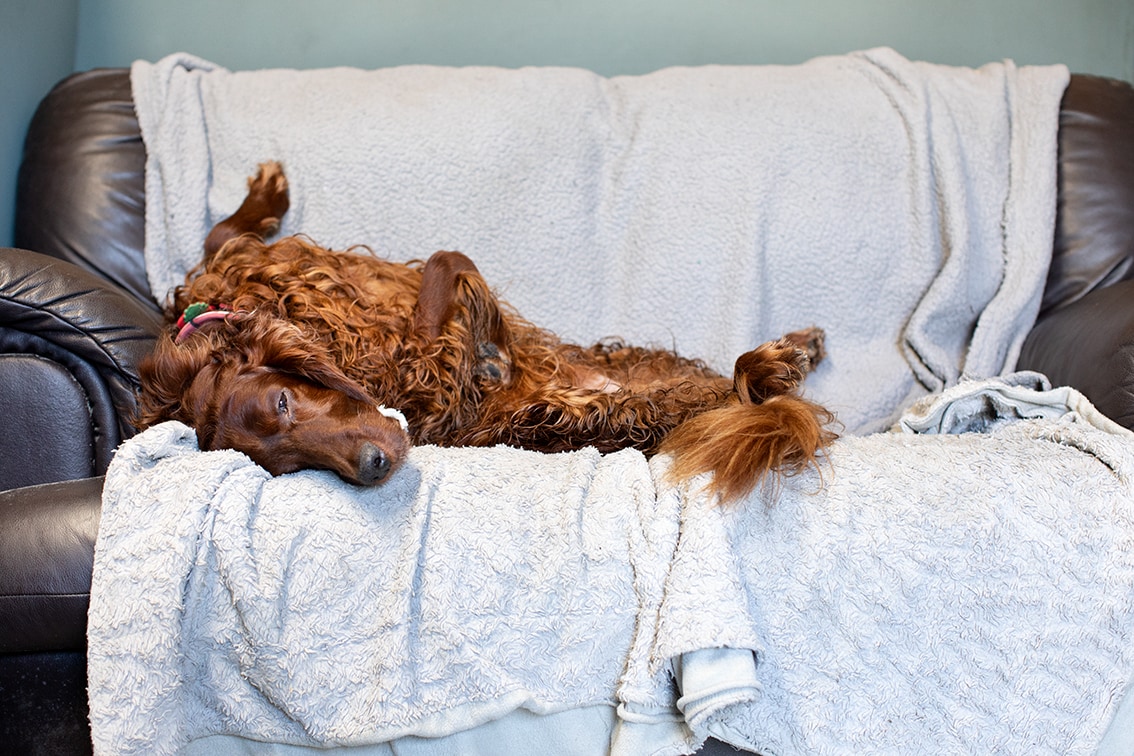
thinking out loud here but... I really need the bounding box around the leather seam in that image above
[0,285,132,375]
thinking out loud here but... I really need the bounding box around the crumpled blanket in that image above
[895,370,1131,436]
[650,377,1134,755]
[89,377,1134,755]
[130,49,1069,434]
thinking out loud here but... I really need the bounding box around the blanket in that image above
[130,49,1069,434]
[88,430,680,754]
[89,378,1134,755]
[648,384,1134,755]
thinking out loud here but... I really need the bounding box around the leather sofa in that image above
[1,66,1133,755]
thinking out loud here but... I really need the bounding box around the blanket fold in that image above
[896,369,1133,437]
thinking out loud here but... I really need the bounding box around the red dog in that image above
[137,162,836,501]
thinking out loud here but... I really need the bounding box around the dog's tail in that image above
[659,394,838,505]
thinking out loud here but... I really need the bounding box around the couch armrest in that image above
[1018,279,1134,429]
[0,476,102,653]
[0,248,164,486]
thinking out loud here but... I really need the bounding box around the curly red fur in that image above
[136,161,838,501]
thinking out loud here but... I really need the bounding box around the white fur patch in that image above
[377,405,409,433]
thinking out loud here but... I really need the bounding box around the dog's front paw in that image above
[247,161,291,237]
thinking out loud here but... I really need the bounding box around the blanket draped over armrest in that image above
[90,379,1134,755]
[88,430,676,753]
[131,48,1069,433]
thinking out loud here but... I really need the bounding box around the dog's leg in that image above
[413,250,512,384]
[203,161,291,263]
[412,251,480,340]
[733,327,825,404]
[659,326,835,503]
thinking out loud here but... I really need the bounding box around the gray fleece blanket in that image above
[101,50,1115,755]
[89,378,1134,755]
[648,377,1134,755]
[90,435,676,754]
[130,48,1069,433]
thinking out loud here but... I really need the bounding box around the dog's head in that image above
[137,310,410,486]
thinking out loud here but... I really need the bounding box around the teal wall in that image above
[73,0,1134,77]
[3,0,1133,248]
[0,0,78,249]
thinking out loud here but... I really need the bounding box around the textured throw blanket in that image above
[646,377,1134,755]
[131,49,1068,433]
[90,378,1134,755]
[89,433,676,754]
[103,49,1121,755]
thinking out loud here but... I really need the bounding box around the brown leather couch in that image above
[1,67,1133,754]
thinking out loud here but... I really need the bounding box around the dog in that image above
[136,162,836,502]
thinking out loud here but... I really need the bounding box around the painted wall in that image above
[74,0,1134,78]
[0,0,78,248]
[2,0,1132,248]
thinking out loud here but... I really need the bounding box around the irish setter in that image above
[136,162,836,501]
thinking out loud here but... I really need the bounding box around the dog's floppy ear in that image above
[412,250,482,341]
[233,313,374,404]
[135,332,219,430]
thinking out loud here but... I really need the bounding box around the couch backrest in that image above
[14,70,151,309]
[13,68,1134,318]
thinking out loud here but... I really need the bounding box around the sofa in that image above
[2,56,1134,754]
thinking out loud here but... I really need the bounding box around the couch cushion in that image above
[0,355,96,489]
[0,476,102,654]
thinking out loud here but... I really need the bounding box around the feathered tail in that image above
[659,393,838,504]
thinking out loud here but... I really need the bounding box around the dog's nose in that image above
[357,442,393,485]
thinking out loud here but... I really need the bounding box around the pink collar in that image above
[175,303,234,343]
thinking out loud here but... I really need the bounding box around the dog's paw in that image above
[248,161,288,192]
[782,326,826,371]
[474,341,512,384]
[733,331,823,403]
[247,161,291,236]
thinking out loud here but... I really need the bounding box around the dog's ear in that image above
[135,333,218,429]
[412,250,481,341]
[234,314,374,404]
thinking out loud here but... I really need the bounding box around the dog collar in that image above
[175,302,234,343]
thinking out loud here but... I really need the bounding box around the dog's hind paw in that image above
[782,326,826,371]
[474,341,512,384]
[733,328,824,404]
